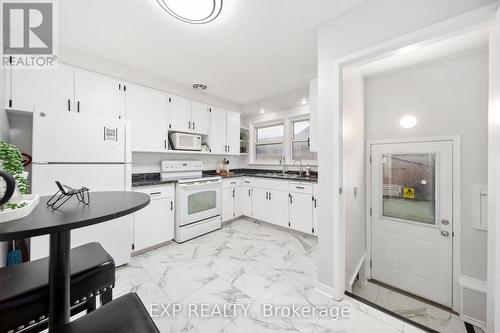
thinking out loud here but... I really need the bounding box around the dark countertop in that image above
[203,168,318,183]
[0,191,150,241]
[131,173,220,188]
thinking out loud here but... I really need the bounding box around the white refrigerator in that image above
[30,110,133,266]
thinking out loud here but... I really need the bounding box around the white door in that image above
[371,141,453,306]
[242,186,252,217]
[170,95,192,132]
[222,187,234,222]
[289,192,313,234]
[11,64,74,113]
[226,111,240,155]
[126,83,169,152]
[210,108,227,154]
[74,69,124,119]
[191,101,210,135]
[33,111,125,163]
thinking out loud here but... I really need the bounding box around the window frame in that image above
[290,118,316,162]
[253,122,285,163]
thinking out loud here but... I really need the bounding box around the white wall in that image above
[59,46,242,112]
[365,50,489,281]
[316,0,496,300]
[342,69,366,289]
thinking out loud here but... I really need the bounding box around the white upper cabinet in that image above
[74,68,125,119]
[209,107,227,154]
[226,110,240,155]
[9,64,74,113]
[169,95,192,132]
[126,83,170,152]
[309,78,318,152]
[190,101,210,135]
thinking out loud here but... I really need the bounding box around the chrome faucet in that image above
[280,155,287,175]
[294,160,303,177]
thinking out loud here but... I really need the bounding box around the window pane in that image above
[293,120,310,141]
[256,144,283,161]
[292,141,317,161]
[382,154,436,224]
[257,125,284,143]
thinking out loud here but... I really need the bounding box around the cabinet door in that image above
[289,193,314,234]
[234,186,243,218]
[170,95,191,132]
[252,188,268,223]
[210,108,227,154]
[134,197,172,251]
[11,64,74,113]
[268,190,289,228]
[226,111,240,155]
[312,195,318,235]
[222,187,235,222]
[242,186,252,217]
[126,83,169,152]
[74,69,124,119]
[191,101,210,135]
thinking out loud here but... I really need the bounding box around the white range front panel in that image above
[32,111,126,163]
[31,164,133,266]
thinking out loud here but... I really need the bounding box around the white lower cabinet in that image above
[222,179,242,222]
[312,190,318,235]
[133,185,175,252]
[289,192,314,234]
[242,186,252,217]
[252,188,288,228]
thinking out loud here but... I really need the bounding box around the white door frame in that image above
[365,136,461,311]
[321,2,496,309]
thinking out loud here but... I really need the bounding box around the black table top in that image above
[0,191,150,241]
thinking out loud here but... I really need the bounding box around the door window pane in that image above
[382,154,436,224]
[256,144,283,161]
[188,191,216,215]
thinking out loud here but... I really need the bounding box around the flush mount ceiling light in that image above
[260,108,265,114]
[300,97,308,105]
[156,0,223,24]
[400,115,417,129]
[193,83,207,90]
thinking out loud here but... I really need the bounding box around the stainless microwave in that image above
[170,133,202,151]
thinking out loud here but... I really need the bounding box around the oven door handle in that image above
[179,181,221,189]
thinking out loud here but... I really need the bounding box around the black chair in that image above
[0,242,115,333]
[59,293,160,333]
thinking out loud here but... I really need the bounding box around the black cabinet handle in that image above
[296,186,305,189]
[67,99,71,111]
[77,101,80,113]
[228,145,230,152]
[266,192,268,200]
[289,194,292,204]
[164,139,167,149]
[189,121,191,129]
[193,122,196,130]
[149,192,161,196]
[170,201,173,211]
[314,198,317,208]
[269,192,271,200]
[248,189,251,196]
[232,189,235,198]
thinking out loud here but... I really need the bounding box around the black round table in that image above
[0,191,150,332]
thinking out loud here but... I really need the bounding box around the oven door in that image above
[178,180,221,226]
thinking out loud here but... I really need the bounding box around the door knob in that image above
[441,219,450,225]
[440,231,450,237]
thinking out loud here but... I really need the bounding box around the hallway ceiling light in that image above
[400,115,417,129]
[300,97,308,105]
[156,0,223,24]
[260,108,265,114]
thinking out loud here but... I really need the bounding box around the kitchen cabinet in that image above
[252,188,288,228]
[210,107,227,154]
[289,192,314,234]
[222,179,241,222]
[226,111,240,155]
[10,64,74,113]
[191,101,211,135]
[74,68,125,119]
[242,186,252,217]
[126,83,170,152]
[133,185,175,252]
[170,95,192,132]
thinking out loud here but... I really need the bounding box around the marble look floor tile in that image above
[113,259,152,296]
[376,287,428,326]
[195,248,257,277]
[278,252,318,286]
[157,260,218,302]
[351,280,379,304]
[404,322,427,333]
[426,305,467,333]
[342,297,404,331]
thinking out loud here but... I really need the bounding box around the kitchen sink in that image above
[256,173,299,178]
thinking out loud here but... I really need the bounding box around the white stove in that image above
[161,161,222,243]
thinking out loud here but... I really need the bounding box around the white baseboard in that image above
[458,275,487,330]
[315,281,343,301]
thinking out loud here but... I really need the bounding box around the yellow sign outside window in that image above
[403,187,415,199]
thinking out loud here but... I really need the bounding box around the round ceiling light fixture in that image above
[156,0,223,24]
[400,115,418,129]
[193,83,207,90]
[259,108,265,114]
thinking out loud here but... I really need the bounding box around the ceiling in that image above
[58,0,364,110]
[357,27,489,77]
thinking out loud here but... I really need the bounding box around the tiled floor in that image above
[113,218,426,332]
[351,280,469,332]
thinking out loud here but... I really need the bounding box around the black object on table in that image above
[0,191,150,332]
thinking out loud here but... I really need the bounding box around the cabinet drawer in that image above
[289,182,313,194]
[247,177,289,191]
[222,178,241,188]
[134,184,174,199]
